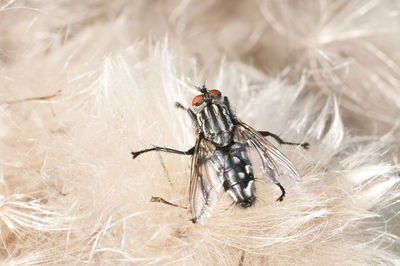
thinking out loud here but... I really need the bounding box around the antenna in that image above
[193,81,207,93]
[199,82,208,94]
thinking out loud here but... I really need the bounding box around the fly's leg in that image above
[275,182,286,201]
[174,102,186,110]
[131,146,194,159]
[266,168,286,201]
[132,102,196,159]
[258,131,309,149]
[175,102,197,122]
[150,196,187,209]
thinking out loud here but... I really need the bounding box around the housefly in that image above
[131,85,308,224]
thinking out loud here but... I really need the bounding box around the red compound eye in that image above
[192,95,203,106]
[209,89,221,96]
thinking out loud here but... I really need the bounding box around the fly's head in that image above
[191,85,224,113]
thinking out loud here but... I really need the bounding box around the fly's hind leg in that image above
[258,131,309,149]
[275,182,286,202]
[265,169,286,201]
[150,196,188,209]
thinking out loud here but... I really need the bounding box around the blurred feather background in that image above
[0,0,399,264]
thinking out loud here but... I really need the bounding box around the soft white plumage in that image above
[0,0,399,264]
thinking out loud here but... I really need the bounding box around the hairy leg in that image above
[150,196,187,209]
[131,146,194,159]
[275,182,286,202]
[258,131,309,149]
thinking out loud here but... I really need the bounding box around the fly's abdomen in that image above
[197,103,234,147]
[210,143,255,207]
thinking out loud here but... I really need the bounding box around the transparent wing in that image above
[235,120,300,186]
[189,135,223,224]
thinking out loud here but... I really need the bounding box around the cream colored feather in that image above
[0,0,399,265]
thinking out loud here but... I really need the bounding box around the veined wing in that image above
[235,120,300,186]
[189,134,223,224]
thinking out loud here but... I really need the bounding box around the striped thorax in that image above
[191,89,234,147]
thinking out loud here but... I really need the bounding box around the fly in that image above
[131,85,308,224]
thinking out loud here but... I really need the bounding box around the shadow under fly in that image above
[131,85,308,224]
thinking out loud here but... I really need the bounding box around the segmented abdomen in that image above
[210,143,255,207]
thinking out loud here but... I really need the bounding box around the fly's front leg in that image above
[258,131,309,149]
[174,102,186,110]
[131,146,194,159]
[175,101,197,122]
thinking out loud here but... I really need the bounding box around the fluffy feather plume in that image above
[0,0,399,265]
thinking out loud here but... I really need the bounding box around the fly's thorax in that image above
[194,102,235,147]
